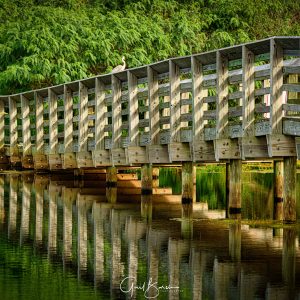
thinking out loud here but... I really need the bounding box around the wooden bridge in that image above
[0,36,299,221]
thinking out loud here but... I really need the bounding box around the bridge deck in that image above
[0,36,299,170]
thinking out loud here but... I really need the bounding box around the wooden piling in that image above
[228,159,242,218]
[273,160,283,220]
[141,164,152,195]
[283,157,297,222]
[182,162,195,204]
[106,166,117,203]
[152,167,159,188]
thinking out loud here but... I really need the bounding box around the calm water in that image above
[0,169,300,300]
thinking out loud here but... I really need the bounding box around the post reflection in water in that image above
[8,175,18,237]
[0,175,4,223]
[48,183,58,256]
[20,175,32,244]
[0,173,300,300]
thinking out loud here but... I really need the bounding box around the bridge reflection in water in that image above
[1,173,300,300]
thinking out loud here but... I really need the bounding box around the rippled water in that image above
[0,170,300,299]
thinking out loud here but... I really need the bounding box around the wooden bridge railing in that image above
[0,36,299,170]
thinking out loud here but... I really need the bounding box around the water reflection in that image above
[0,173,300,300]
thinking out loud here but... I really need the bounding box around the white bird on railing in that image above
[111,56,126,73]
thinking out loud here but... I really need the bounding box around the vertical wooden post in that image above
[270,38,283,134]
[152,167,159,188]
[35,92,44,154]
[63,85,77,169]
[182,161,195,204]
[9,96,19,167]
[128,71,139,146]
[112,75,122,149]
[77,81,93,168]
[95,78,106,151]
[64,85,73,153]
[148,66,159,145]
[283,157,297,222]
[192,56,205,140]
[106,166,117,204]
[48,88,62,170]
[228,159,242,218]
[216,51,229,140]
[242,45,255,137]
[0,98,4,151]
[93,78,110,166]
[170,60,181,143]
[78,82,89,152]
[21,95,32,167]
[0,98,7,169]
[141,164,152,195]
[49,89,58,154]
[225,162,230,218]
[274,160,283,220]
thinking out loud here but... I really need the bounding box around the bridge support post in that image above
[182,162,195,204]
[283,157,297,222]
[141,164,152,195]
[106,166,117,203]
[274,160,283,220]
[228,159,242,218]
[152,167,159,188]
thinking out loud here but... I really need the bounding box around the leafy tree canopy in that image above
[0,0,299,94]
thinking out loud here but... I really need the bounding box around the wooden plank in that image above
[148,66,159,145]
[283,103,300,112]
[62,152,78,169]
[270,38,284,134]
[21,95,31,156]
[283,118,300,136]
[64,85,73,152]
[48,154,62,170]
[128,71,139,146]
[111,148,127,165]
[193,140,215,161]
[214,139,241,160]
[255,120,271,136]
[216,51,229,140]
[92,150,111,166]
[241,136,268,158]
[76,151,93,168]
[127,146,149,164]
[242,46,255,137]
[168,142,191,162]
[148,145,170,163]
[169,60,181,143]
[78,82,89,152]
[266,134,296,157]
[282,84,300,93]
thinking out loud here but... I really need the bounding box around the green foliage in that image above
[0,0,299,94]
